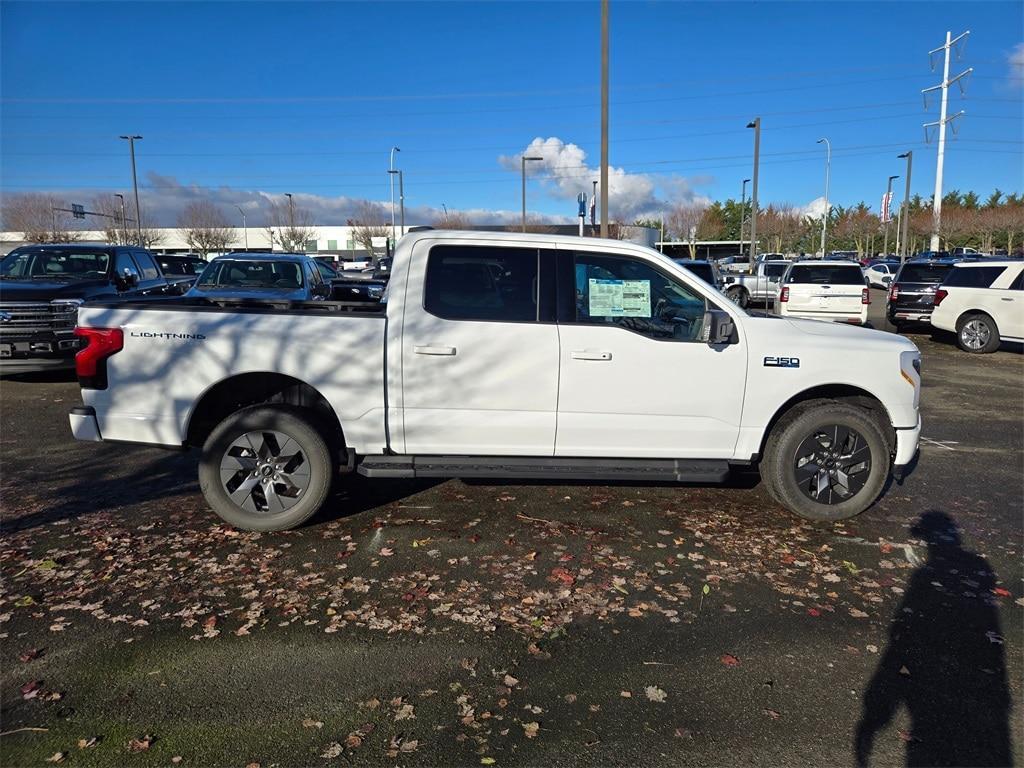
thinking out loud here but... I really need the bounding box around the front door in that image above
[556,249,747,459]
[400,241,560,456]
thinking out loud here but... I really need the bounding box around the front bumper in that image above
[893,414,921,470]
[69,406,102,442]
[0,331,79,374]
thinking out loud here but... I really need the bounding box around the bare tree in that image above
[757,204,804,254]
[666,203,708,258]
[177,201,235,256]
[0,193,83,243]
[264,197,317,252]
[346,201,389,254]
[432,210,473,230]
[90,195,132,244]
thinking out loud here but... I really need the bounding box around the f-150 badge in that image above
[764,356,800,368]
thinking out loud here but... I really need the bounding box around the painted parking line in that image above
[920,436,959,451]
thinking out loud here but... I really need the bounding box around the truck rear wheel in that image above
[761,401,888,522]
[199,405,333,531]
[726,286,749,308]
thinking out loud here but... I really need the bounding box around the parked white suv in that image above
[778,261,870,325]
[930,261,1024,353]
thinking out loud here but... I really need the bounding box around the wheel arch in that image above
[185,372,345,451]
[756,384,895,460]
[956,308,999,330]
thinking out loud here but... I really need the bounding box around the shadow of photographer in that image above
[855,510,1013,767]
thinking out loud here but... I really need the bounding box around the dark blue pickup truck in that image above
[0,243,191,374]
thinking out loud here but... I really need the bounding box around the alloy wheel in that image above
[960,319,990,351]
[793,425,871,505]
[220,430,311,514]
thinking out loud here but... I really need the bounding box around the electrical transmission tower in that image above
[922,30,972,251]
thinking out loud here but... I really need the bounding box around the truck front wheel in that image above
[199,405,334,531]
[761,401,889,522]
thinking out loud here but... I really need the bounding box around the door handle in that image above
[1001,297,1013,301]
[414,345,456,356]
[571,350,612,361]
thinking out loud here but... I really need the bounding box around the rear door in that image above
[785,264,864,316]
[399,240,560,456]
[131,250,166,295]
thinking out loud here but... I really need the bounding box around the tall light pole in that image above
[739,178,750,253]
[389,146,401,245]
[599,0,609,238]
[234,205,248,251]
[746,118,760,270]
[897,151,913,262]
[388,169,405,235]
[114,193,127,244]
[521,155,543,232]
[442,203,449,225]
[883,175,899,256]
[119,135,143,245]
[816,137,831,257]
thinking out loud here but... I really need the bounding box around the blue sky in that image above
[1,0,1021,226]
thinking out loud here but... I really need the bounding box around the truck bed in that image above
[75,298,389,453]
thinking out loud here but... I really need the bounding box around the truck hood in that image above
[0,278,112,302]
[743,314,916,353]
[782,316,916,351]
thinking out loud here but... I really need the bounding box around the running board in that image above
[357,456,731,483]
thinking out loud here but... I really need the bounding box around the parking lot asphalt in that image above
[1,291,1021,767]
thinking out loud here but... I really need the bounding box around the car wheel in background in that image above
[761,400,889,522]
[955,313,1001,354]
[199,405,334,531]
[726,287,749,308]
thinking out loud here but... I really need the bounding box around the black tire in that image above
[198,405,334,531]
[727,286,749,309]
[955,312,1001,354]
[761,400,889,523]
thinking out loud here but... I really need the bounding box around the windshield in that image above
[786,264,864,285]
[898,264,952,284]
[160,257,205,276]
[0,248,110,280]
[196,259,305,289]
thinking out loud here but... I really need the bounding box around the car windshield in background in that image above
[678,262,715,284]
[159,258,205,276]
[197,260,304,289]
[786,265,864,284]
[898,264,952,284]
[0,249,110,279]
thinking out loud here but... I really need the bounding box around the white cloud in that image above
[800,196,828,220]
[1009,42,1024,87]
[498,136,708,221]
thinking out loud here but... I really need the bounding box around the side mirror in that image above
[115,269,138,291]
[702,309,735,345]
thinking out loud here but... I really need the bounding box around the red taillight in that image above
[862,288,870,305]
[780,286,790,302]
[889,284,900,302]
[933,288,948,306]
[74,327,123,389]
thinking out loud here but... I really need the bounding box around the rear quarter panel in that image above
[77,304,388,453]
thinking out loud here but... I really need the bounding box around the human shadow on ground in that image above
[854,510,1013,767]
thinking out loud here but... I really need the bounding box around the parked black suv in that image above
[0,244,190,373]
[886,260,957,332]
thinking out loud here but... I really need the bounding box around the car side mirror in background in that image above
[115,269,138,292]
[702,309,735,345]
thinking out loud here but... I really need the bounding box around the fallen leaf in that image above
[899,665,911,676]
[18,648,42,663]
[45,753,65,764]
[763,709,781,719]
[344,734,363,750]
[127,735,153,752]
[549,567,575,586]
[400,739,419,753]
[993,587,1011,598]
[302,718,324,729]
[394,703,416,721]
[645,686,668,702]
[21,680,42,699]
[171,757,182,764]
[866,644,879,654]
[620,690,632,698]
[522,722,540,739]
[480,758,497,765]
[245,763,260,768]
[807,608,821,617]
[720,654,741,667]
[77,738,98,749]
[849,608,869,619]
[503,674,519,688]
[321,742,343,759]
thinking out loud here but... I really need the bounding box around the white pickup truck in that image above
[68,231,921,531]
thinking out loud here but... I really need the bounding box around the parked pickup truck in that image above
[720,260,790,308]
[0,243,193,374]
[68,231,922,531]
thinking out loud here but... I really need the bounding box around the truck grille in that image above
[0,302,79,334]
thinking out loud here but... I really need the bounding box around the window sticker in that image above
[588,278,651,317]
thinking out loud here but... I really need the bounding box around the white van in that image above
[778,261,869,325]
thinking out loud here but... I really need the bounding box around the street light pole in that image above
[114,193,127,244]
[119,135,143,245]
[599,0,609,238]
[234,205,248,251]
[883,175,899,256]
[816,137,831,257]
[521,155,543,232]
[739,178,750,253]
[746,118,761,271]
[389,146,401,245]
[897,152,913,262]
[388,169,405,237]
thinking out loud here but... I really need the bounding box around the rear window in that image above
[424,245,539,322]
[897,264,952,284]
[785,264,864,285]
[764,263,788,278]
[943,266,1006,289]
[678,262,715,284]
